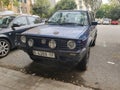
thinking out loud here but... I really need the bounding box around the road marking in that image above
[103,41,107,47]
[107,61,115,65]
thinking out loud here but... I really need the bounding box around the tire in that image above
[0,39,10,58]
[77,47,90,71]
[91,34,97,47]
[91,39,96,46]
[30,56,39,62]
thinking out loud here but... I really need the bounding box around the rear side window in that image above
[27,16,41,24]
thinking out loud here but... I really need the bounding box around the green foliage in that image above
[96,4,120,20]
[13,0,19,6]
[83,0,102,12]
[0,0,18,6]
[109,5,120,20]
[1,0,10,6]
[32,0,50,18]
[54,0,77,11]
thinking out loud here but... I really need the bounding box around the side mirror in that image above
[11,23,20,30]
[92,21,98,25]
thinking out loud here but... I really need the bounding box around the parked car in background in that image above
[0,13,42,58]
[111,20,119,25]
[102,18,111,25]
[95,18,102,24]
[17,10,98,71]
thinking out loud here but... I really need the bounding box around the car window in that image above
[13,16,28,26]
[27,16,41,24]
[48,11,89,26]
[0,16,15,28]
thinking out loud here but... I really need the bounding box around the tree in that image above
[96,4,120,20]
[54,0,77,11]
[32,0,50,18]
[83,0,102,11]
[96,4,113,18]
[109,5,120,20]
[0,0,18,7]
[109,0,120,4]
[0,0,10,7]
[0,0,19,10]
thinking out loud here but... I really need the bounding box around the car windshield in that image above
[48,11,89,26]
[0,16,15,28]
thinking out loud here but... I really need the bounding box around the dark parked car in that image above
[17,10,97,71]
[0,14,42,58]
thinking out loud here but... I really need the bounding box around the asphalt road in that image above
[0,25,120,90]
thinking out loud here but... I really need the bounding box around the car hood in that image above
[0,28,12,33]
[22,25,88,39]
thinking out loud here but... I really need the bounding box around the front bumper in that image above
[23,47,86,67]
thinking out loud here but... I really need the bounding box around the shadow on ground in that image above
[24,61,85,86]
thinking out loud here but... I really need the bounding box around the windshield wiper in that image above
[47,21,59,25]
[59,22,84,26]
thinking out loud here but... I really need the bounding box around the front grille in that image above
[60,40,68,50]
[34,38,49,48]
[28,37,58,50]
[27,36,83,50]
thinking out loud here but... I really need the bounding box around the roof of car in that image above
[0,10,40,18]
[57,10,90,12]
[0,13,40,19]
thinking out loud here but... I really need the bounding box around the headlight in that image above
[28,39,34,47]
[20,36,26,43]
[67,40,76,49]
[48,39,56,49]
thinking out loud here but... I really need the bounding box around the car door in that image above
[9,16,30,47]
[12,16,29,33]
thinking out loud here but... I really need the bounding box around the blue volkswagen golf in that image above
[17,10,97,71]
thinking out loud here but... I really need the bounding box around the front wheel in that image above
[77,47,90,71]
[0,39,10,58]
[91,34,97,47]
[91,38,96,46]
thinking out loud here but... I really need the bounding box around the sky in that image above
[102,0,109,4]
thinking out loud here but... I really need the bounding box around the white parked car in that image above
[102,18,111,25]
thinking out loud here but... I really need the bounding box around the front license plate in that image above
[33,50,55,58]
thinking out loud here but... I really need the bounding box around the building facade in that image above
[14,0,32,14]
[0,0,32,14]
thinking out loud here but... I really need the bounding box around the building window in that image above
[24,0,27,3]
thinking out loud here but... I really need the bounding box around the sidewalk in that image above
[0,67,93,90]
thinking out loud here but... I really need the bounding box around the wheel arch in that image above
[0,34,13,49]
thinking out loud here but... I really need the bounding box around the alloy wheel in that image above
[0,39,10,58]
